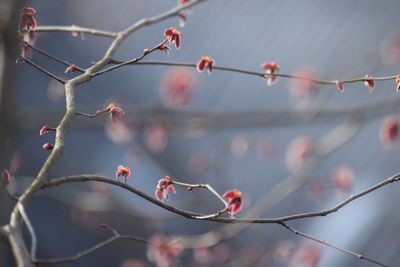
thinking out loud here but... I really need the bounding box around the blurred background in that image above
[2,0,400,266]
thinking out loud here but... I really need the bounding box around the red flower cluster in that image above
[396,75,400,92]
[115,165,131,180]
[1,170,10,186]
[106,103,125,122]
[197,56,215,74]
[39,125,51,135]
[335,81,344,92]
[178,0,190,5]
[155,176,176,201]
[164,27,182,49]
[364,74,375,92]
[147,234,182,267]
[17,7,37,61]
[286,136,314,170]
[19,7,37,33]
[158,44,170,54]
[65,64,77,73]
[223,189,243,215]
[42,143,54,150]
[262,62,280,86]
[161,68,196,108]
[380,115,400,147]
[331,167,354,193]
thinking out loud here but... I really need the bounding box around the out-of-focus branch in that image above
[34,223,148,265]
[34,25,118,38]
[22,41,85,72]
[19,56,66,84]
[279,221,387,267]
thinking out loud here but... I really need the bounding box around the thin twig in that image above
[18,56,66,84]
[172,180,229,207]
[279,221,387,267]
[117,60,399,87]
[92,39,168,77]
[1,185,18,201]
[17,203,37,260]
[34,25,118,38]
[75,109,108,118]
[35,228,148,264]
[22,41,85,72]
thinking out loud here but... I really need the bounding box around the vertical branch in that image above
[17,203,37,260]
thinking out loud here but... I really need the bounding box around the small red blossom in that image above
[335,81,344,92]
[364,74,375,91]
[223,189,243,215]
[116,165,131,180]
[178,0,190,5]
[286,136,314,170]
[1,170,10,186]
[155,176,176,201]
[18,8,37,60]
[296,245,321,267]
[289,66,316,97]
[39,125,51,135]
[106,103,125,122]
[380,115,400,146]
[145,123,168,153]
[262,62,280,86]
[331,167,354,193]
[161,68,196,108]
[197,56,215,74]
[193,247,213,264]
[395,75,400,92]
[164,27,182,49]
[65,64,77,73]
[19,7,37,32]
[158,44,170,54]
[147,234,182,267]
[42,143,54,150]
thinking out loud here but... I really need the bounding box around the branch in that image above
[35,223,148,264]
[92,39,168,77]
[117,60,399,88]
[279,221,387,267]
[17,203,37,260]
[34,25,117,38]
[41,172,400,224]
[42,175,218,220]
[171,180,229,219]
[18,56,66,84]
[75,109,108,118]
[171,180,228,208]
[22,41,85,72]
[276,172,400,221]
